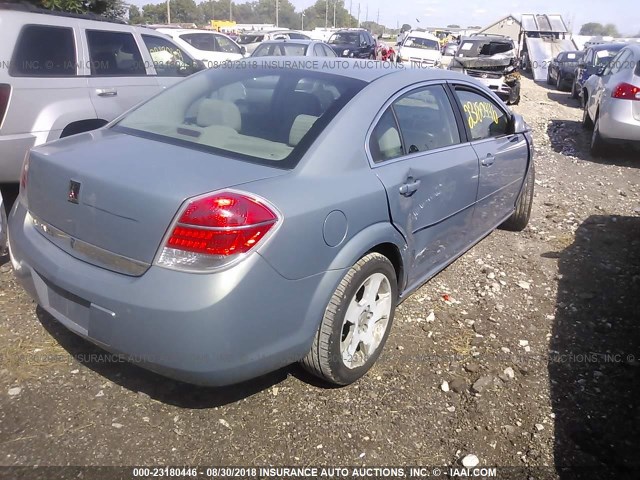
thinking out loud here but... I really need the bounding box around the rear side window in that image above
[215,35,241,54]
[11,25,76,77]
[392,85,461,153]
[455,88,509,141]
[87,30,146,76]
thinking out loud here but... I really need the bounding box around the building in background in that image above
[477,14,521,40]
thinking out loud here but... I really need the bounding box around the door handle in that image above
[399,178,421,196]
[481,154,495,167]
[96,88,117,97]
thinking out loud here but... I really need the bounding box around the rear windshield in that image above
[329,32,360,45]
[403,37,439,50]
[594,48,622,66]
[252,43,309,57]
[458,40,514,57]
[114,67,366,169]
[238,34,264,44]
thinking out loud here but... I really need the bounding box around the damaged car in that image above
[449,34,521,105]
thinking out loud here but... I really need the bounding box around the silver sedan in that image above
[251,39,337,58]
[583,44,640,156]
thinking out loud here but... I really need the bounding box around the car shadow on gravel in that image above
[546,120,639,168]
[550,215,640,478]
[546,91,578,108]
[35,307,295,408]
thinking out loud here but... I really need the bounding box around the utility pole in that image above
[229,0,233,22]
[357,3,360,28]
[301,12,305,30]
[333,0,337,28]
[211,1,214,24]
[365,4,368,23]
[349,0,352,27]
[276,0,279,27]
[166,0,170,24]
[376,8,379,25]
[325,0,328,28]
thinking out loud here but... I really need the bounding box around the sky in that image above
[130,0,640,36]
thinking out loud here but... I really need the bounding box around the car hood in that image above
[329,43,358,51]
[26,129,288,269]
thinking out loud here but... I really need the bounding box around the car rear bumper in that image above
[600,102,640,142]
[8,201,343,386]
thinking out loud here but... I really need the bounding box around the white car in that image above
[0,3,203,184]
[397,31,443,68]
[156,28,246,67]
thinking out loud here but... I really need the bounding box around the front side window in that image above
[455,88,509,141]
[115,68,365,168]
[321,44,337,57]
[142,35,195,77]
[180,33,216,52]
[87,30,145,76]
[11,25,76,77]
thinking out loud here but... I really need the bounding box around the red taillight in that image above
[0,84,10,126]
[157,191,280,271]
[612,82,640,100]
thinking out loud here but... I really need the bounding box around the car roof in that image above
[239,57,481,84]
[157,28,223,35]
[258,39,317,45]
[588,43,625,51]
[406,31,439,40]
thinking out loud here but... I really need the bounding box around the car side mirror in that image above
[577,62,585,68]
[510,113,529,134]
[596,65,605,76]
[240,46,247,56]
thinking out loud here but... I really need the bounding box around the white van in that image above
[0,3,203,184]
[397,30,443,68]
[155,28,246,67]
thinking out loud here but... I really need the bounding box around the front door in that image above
[371,84,479,289]
[451,86,529,234]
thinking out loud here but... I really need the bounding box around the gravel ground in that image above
[1,75,639,477]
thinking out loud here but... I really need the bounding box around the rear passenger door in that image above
[451,86,528,234]
[84,29,161,122]
[370,84,480,290]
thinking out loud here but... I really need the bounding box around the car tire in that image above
[506,80,521,105]
[300,252,398,385]
[590,116,607,157]
[556,73,563,91]
[582,99,593,129]
[501,162,535,232]
[547,69,553,85]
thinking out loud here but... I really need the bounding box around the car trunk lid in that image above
[26,129,288,271]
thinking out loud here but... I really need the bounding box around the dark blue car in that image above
[571,43,624,100]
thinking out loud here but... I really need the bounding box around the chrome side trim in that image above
[30,213,150,277]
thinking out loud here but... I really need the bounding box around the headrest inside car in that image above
[289,114,318,147]
[196,99,242,132]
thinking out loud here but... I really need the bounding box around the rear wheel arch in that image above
[60,119,108,139]
[367,242,405,292]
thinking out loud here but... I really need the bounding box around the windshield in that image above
[252,43,308,57]
[595,48,622,66]
[328,32,359,45]
[457,40,514,57]
[403,37,439,50]
[559,51,583,62]
[114,67,366,169]
[237,34,264,44]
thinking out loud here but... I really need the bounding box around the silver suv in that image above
[0,3,203,185]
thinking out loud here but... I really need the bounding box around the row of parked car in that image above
[546,42,640,156]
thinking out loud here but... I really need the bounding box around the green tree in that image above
[128,5,143,24]
[26,0,127,19]
[302,0,356,30]
[400,23,411,32]
[580,22,619,37]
